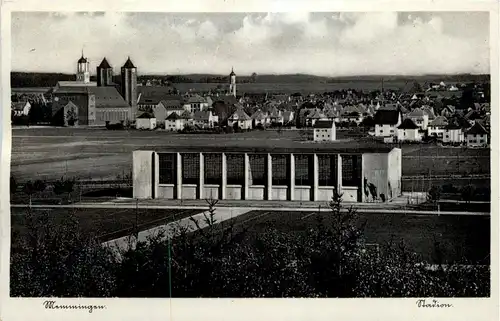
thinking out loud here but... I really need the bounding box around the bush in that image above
[427,185,442,204]
[106,123,125,130]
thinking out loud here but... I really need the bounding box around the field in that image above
[11,128,490,190]
[10,207,202,251]
[210,210,490,265]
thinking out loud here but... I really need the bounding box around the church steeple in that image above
[76,51,90,83]
[97,57,113,87]
[229,67,236,97]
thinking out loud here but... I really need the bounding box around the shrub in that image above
[427,185,442,204]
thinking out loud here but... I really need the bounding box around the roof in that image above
[122,57,136,69]
[467,122,488,135]
[98,58,111,69]
[185,94,207,104]
[307,109,326,119]
[137,112,155,119]
[313,120,334,129]
[251,109,268,120]
[143,139,396,154]
[193,110,214,121]
[159,100,183,110]
[229,68,236,76]
[408,109,426,117]
[429,116,448,127]
[166,112,181,120]
[374,110,400,125]
[87,87,130,109]
[180,110,193,119]
[397,118,419,130]
[77,55,88,64]
[229,108,251,121]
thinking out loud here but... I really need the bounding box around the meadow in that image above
[11,128,490,191]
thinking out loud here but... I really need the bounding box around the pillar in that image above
[154,152,159,199]
[361,154,366,202]
[176,153,182,199]
[244,153,249,200]
[337,154,342,193]
[289,153,295,201]
[313,153,319,201]
[221,153,227,200]
[267,153,273,200]
[199,153,204,199]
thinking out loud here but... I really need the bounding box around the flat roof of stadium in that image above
[138,138,397,154]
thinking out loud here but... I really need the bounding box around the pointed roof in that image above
[306,109,326,119]
[180,110,193,119]
[229,108,251,121]
[313,120,334,129]
[467,122,488,135]
[229,67,236,76]
[78,54,88,64]
[374,110,401,125]
[408,109,426,117]
[397,118,419,130]
[166,112,181,120]
[122,57,136,68]
[429,116,448,127]
[251,109,268,120]
[98,57,111,69]
[137,112,155,119]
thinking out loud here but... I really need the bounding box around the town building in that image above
[227,108,252,130]
[51,54,135,126]
[407,109,429,130]
[466,122,489,147]
[193,110,219,128]
[374,109,402,137]
[165,112,187,131]
[228,67,236,97]
[251,109,270,127]
[183,95,209,113]
[442,123,465,145]
[427,116,448,139]
[132,141,402,203]
[313,120,336,142]
[282,110,294,124]
[397,118,422,142]
[136,112,157,130]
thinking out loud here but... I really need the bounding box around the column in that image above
[289,153,295,201]
[361,154,366,202]
[313,153,319,201]
[267,153,273,200]
[153,152,159,199]
[221,153,227,200]
[199,153,204,199]
[244,153,249,200]
[176,153,182,199]
[337,154,342,194]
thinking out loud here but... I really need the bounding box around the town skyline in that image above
[12,11,490,76]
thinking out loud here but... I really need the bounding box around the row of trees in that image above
[10,176,76,203]
[427,184,489,204]
[10,191,489,297]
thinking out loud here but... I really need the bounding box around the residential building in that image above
[407,109,429,130]
[313,120,336,142]
[193,110,219,129]
[183,95,209,113]
[283,110,294,124]
[136,112,157,130]
[306,109,328,127]
[427,116,448,139]
[227,108,252,130]
[165,112,186,131]
[397,118,422,142]
[374,110,402,137]
[251,109,270,127]
[466,123,489,147]
[442,123,465,145]
[12,101,31,116]
[158,99,186,118]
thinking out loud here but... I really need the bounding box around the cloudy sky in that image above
[11,11,490,76]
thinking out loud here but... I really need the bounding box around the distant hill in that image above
[11,71,489,88]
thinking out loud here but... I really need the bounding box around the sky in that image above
[11,11,490,76]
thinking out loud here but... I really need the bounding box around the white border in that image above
[1,1,499,321]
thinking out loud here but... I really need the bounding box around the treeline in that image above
[10,192,489,298]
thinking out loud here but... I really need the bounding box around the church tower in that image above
[121,57,138,115]
[97,57,113,87]
[76,51,90,83]
[229,67,236,97]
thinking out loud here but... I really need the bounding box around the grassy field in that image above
[11,128,490,184]
[212,210,490,264]
[10,207,203,251]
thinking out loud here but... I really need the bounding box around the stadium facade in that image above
[132,141,402,203]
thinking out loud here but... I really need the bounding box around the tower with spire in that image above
[228,67,236,97]
[97,57,113,87]
[121,56,138,114]
[76,50,90,83]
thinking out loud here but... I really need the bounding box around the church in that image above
[51,53,137,126]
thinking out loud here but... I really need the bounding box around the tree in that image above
[427,185,441,206]
[411,81,423,93]
[251,72,258,83]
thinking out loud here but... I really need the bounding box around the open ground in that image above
[11,128,490,191]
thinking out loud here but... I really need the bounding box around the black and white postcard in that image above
[0,1,498,321]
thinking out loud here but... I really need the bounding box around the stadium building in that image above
[132,140,402,203]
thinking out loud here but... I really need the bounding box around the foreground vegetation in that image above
[11,191,489,298]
